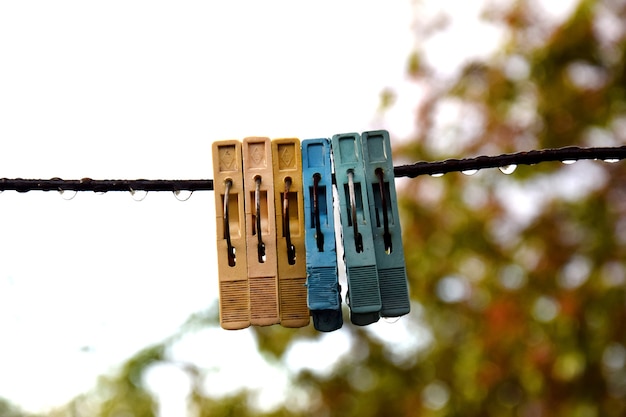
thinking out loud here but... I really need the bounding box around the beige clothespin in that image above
[212,140,250,330]
[272,138,309,328]
[243,137,280,326]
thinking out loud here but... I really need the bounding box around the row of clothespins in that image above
[211,130,410,332]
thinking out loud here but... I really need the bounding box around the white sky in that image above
[0,0,577,415]
[0,1,415,413]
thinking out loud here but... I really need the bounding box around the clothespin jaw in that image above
[243,137,280,326]
[212,140,250,330]
[302,138,343,332]
[272,138,310,328]
[361,130,411,318]
[332,133,381,326]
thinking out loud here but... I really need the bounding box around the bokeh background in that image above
[1,0,626,416]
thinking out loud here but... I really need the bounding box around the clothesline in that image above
[0,145,624,193]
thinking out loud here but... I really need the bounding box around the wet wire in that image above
[393,145,626,178]
[0,178,214,193]
[0,146,625,193]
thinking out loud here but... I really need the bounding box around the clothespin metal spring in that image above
[312,173,324,252]
[223,179,236,267]
[283,177,296,265]
[347,170,364,253]
[375,168,392,254]
[254,176,266,263]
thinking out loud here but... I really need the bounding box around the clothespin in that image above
[361,130,411,318]
[242,137,280,326]
[331,133,381,326]
[302,138,343,332]
[272,138,310,328]
[212,140,250,330]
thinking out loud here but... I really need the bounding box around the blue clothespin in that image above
[302,138,343,332]
[332,132,381,326]
[361,130,411,318]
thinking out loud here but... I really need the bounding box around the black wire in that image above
[1,146,625,192]
[393,145,626,178]
[0,178,214,192]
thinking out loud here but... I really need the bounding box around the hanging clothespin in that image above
[302,138,343,332]
[212,140,250,330]
[361,130,411,318]
[243,137,280,326]
[332,133,381,326]
[272,138,310,328]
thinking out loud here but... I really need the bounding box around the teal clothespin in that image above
[302,138,343,332]
[331,132,381,326]
[361,130,411,318]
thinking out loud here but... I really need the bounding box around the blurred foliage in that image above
[43,0,626,416]
[0,397,42,417]
[95,344,164,417]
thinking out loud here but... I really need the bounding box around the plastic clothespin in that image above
[243,137,280,326]
[302,138,343,332]
[331,132,381,326]
[361,130,411,318]
[272,138,310,328]
[212,140,250,330]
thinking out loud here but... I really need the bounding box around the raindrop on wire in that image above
[462,169,478,176]
[173,190,193,201]
[562,160,577,165]
[382,316,402,324]
[59,189,77,201]
[499,164,517,175]
[604,158,620,163]
[130,189,148,202]
[430,173,445,178]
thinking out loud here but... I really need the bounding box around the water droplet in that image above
[382,316,402,324]
[430,172,445,178]
[173,190,193,201]
[462,169,478,176]
[562,159,577,165]
[130,189,148,201]
[604,158,619,163]
[499,164,517,175]
[58,189,77,201]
